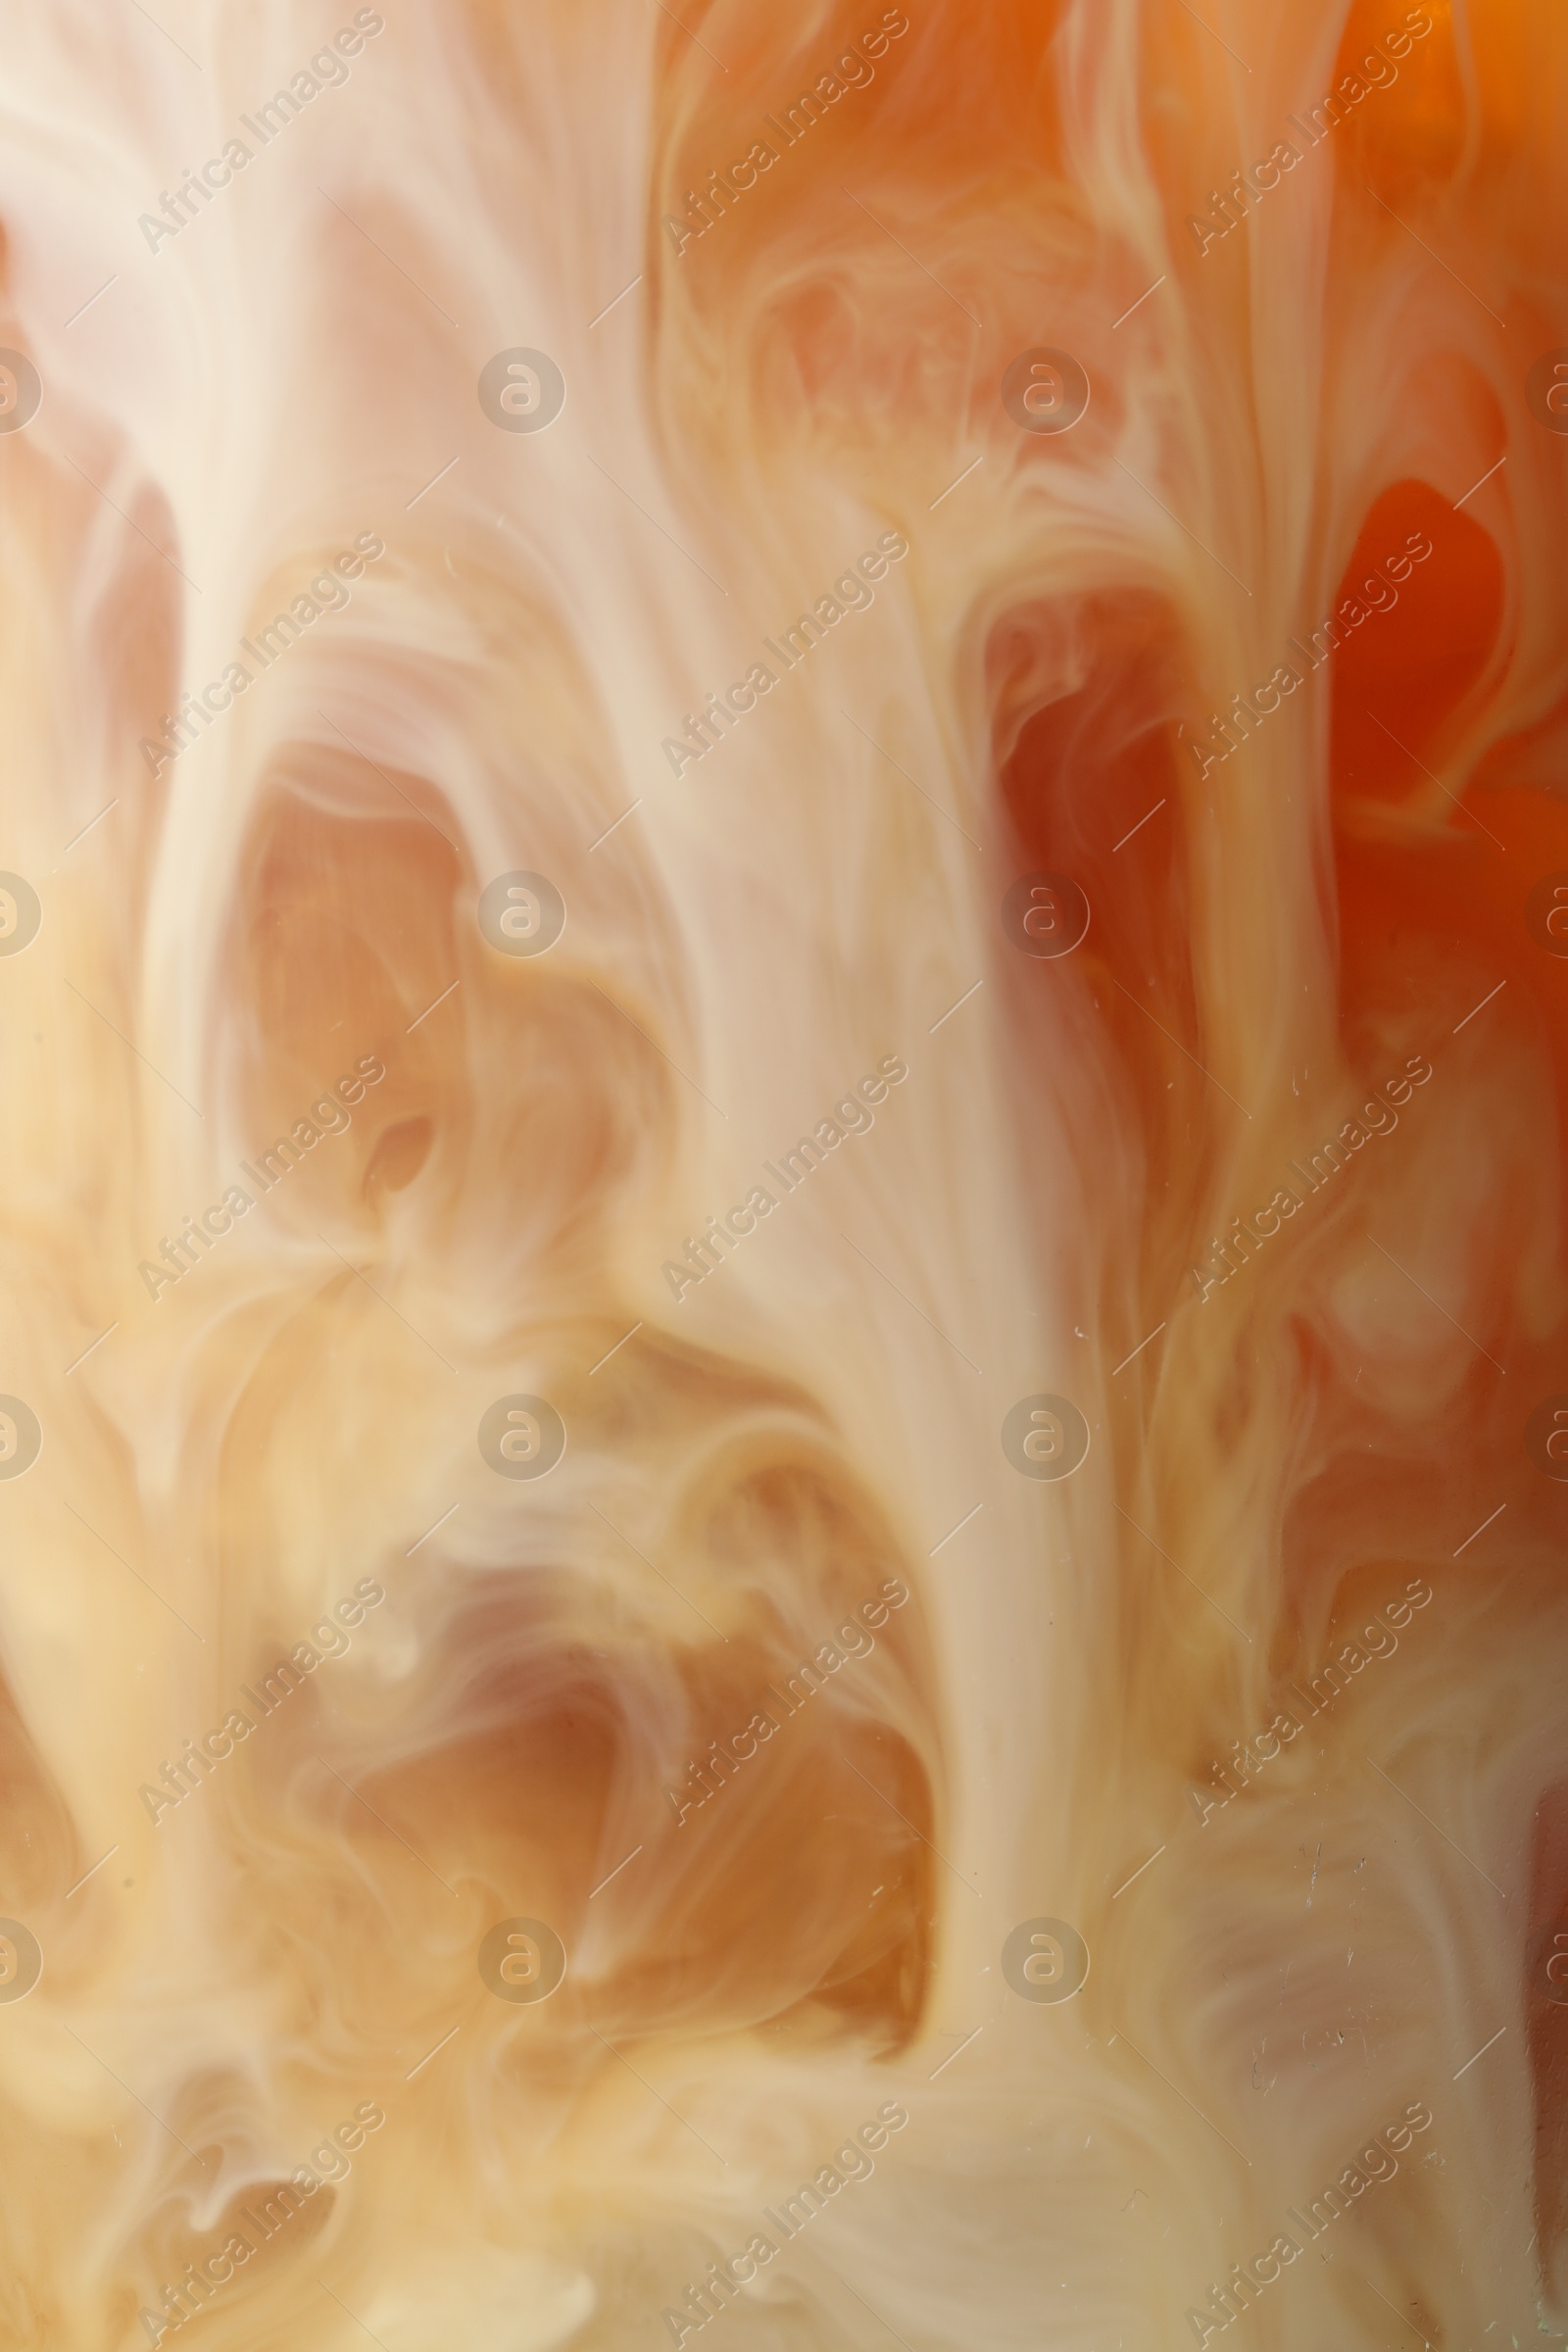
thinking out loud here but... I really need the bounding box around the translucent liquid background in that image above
[0,0,1564,2345]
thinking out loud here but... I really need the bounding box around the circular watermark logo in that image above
[0,353,42,436]
[1526,872,1568,956]
[0,1919,42,2003]
[1526,1395,1568,1480]
[1002,1394,1090,1481]
[1530,1917,1568,2006]
[478,349,566,434]
[1002,1916,1089,2003]
[0,1398,41,1482]
[0,874,41,956]
[477,871,565,957]
[1526,350,1568,435]
[478,1916,566,2003]
[478,1395,566,1480]
[1002,872,1090,959]
[1001,348,1090,436]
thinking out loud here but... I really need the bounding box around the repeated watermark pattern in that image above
[137,1577,386,1822]
[662,12,912,258]
[1189,1054,1434,1301]
[1185,2101,1434,2342]
[1002,871,1091,957]
[663,1576,911,1824]
[137,13,387,253]
[1000,349,1091,435]
[1001,1394,1091,1479]
[477,1395,568,1479]
[0,7,1548,2345]
[138,1055,387,1298]
[138,2100,387,2343]
[0,1396,42,1482]
[1528,351,1568,434]
[477,871,567,956]
[137,535,386,778]
[660,2100,910,2343]
[0,872,41,956]
[477,1918,567,2002]
[1190,1577,1434,1825]
[0,351,41,433]
[662,1054,908,1298]
[0,1919,42,2004]
[1186,529,1434,781]
[1186,10,1435,257]
[477,350,566,433]
[1001,1916,1091,2002]
[662,535,909,775]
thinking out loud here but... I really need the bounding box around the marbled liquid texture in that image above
[0,0,1563,2345]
